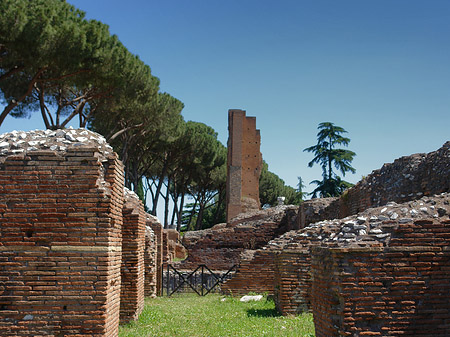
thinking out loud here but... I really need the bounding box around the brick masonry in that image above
[147,215,163,296]
[221,142,450,329]
[144,222,157,298]
[273,250,311,315]
[0,129,163,336]
[120,188,146,323]
[176,206,299,271]
[298,141,450,228]
[311,237,450,336]
[0,130,124,336]
[226,109,262,222]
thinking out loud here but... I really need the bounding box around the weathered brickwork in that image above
[312,239,450,336]
[226,109,262,222]
[0,130,124,336]
[177,206,298,271]
[299,141,450,227]
[273,250,311,315]
[144,224,157,298]
[147,215,163,296]
[223,143,450,307]
[120,189,146,323]
[221,250,276,296]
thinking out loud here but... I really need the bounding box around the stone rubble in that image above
[264,192,450,250]
[0,128,113,161]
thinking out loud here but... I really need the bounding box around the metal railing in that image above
[164,264,237,296]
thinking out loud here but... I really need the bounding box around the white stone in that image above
[50,145,58,151]
[356,216,367,224]
[370,228,383,234]
[65,134,76,141]
[240,295,263,302]
[28,141,39,146]
[80,130,89,135]
[390,212,399,220]
[0,142,9,148]
[380,207,387,213]
[19,132,27,139]
[76,137,88,143]
[23,314,33,321]
[55,130,65,137]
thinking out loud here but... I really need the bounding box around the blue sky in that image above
[2,0,449,195]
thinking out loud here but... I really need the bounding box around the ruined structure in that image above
[0,129,171,336]
[175,206,299,271]
[220,141,450,336]
[0,129,125,336]
[146,214,163,296]
[120,188,146,323]
[226,109,262,222]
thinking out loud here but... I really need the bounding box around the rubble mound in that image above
[265,192,450,251]
[176,205,299,270]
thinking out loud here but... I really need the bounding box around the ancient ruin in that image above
[220,141,450,336]
[0,124,448,336]
[0,128,180,336]
[226,109,262,222]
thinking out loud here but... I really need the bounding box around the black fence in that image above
[163,264,237,296]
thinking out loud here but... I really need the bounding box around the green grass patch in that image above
[119,293,315,337]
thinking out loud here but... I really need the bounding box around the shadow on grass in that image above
[246,308,281,317]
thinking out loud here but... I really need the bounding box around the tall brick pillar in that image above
[147,215,163,296]
[226,109,262,222]
[120,188,146,323]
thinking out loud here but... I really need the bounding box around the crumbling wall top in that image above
[266,192,450,250]
[0,128,115,162]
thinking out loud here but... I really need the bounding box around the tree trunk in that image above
[0,68,45,126]
[163,177,171,229]
[187,198,198,231]
[151,163,168,216]
[176,193,185,232]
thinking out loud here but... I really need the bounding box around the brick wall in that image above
[226,109,262,222]
[274,250,311,315]
[221,250,276,296]
[147,216,163,296]
[0,136,124,336]
[120,189,146,323]
[144,225,157,298]
[311,219,450,336]
[299,141,450,227]
[178,206,298,271]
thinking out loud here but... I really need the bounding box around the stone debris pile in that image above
[265,192,450,251]
[0,128,113,159]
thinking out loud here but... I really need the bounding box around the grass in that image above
[119,293,315,337]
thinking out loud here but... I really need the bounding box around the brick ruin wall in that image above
[299,141,450,227]
[226,109,262,222]
[273,250,311,315]
[312,237,450,336]
[0,129,164,336]
[176,206,299,271]
[144,217,158,298]
[147,215,163,296]
[222,142,450,326]
[120,189,146,323]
